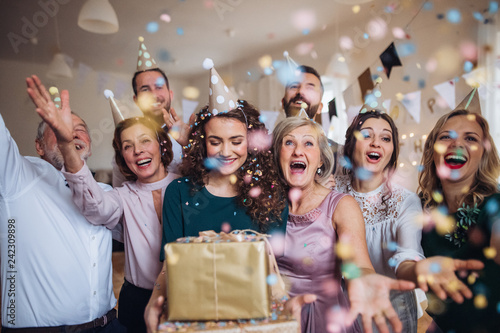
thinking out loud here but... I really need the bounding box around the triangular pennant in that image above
[379,42,402,78]
[401,90,422,123]
[358,68,374,101]
[328,98,337,119]
[433,80,456,109]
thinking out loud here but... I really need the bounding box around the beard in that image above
[43,139,91,170]
[284,94,320,119]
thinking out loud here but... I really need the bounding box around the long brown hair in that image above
[418,109,500,209]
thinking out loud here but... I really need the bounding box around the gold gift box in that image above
[165,240,271,321]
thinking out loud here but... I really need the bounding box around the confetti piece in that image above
[430,262,441,273]
[336,241,353,260]
[434,143,447,154]
[288,188,302,202]
[352,5,360,14]
[204,157,220,170]
[49,86,59,95]
[387,241,398,251]
[341,262,361,279]
[483,247,497,259]
[490,1,499,14]
[160,13,171,23]
[355,167,373,181]
[221,222,231,233]
[266,274,278,285]
[176,27,184,35]
[229,174,237,184]
[446,9,461,23]
[474,294,488,309]
[146,21,159,33]
[249,186,261,198]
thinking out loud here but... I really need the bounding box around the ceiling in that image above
[0,0,389,79]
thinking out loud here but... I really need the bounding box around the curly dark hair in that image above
[342,109,400,211]
[180,100,286,229]
[113,116,173,181]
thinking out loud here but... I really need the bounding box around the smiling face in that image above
[353,118,394,178]
[282,72,323,119]
[279,125,322,190]
[433,115,484,185]
[36,114,91,170]
[133,70,173,122]
[205,117,248,177]
[120,123,165,183]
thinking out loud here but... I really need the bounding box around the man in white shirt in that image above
[0,75,125,332]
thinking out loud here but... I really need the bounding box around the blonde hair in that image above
[418,110,500,209]
[272,117,334,185]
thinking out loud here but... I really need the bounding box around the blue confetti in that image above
[490,1,499,14]
[417,165,425,172]
[464,61,473,73]
[263,67,273,75]
[355,167,373,181]
[259,115,267,123]
[302,29,310,35]
[155,77,166,87]
[430,262,441,273]
[485,199,499,215]
[176,27,184,35]
[388,258,397,267]
[497,301,500,313]
[204,157,220,170]
[157,49,171,62]
[398,43,416,57]
[340,156,352,170]
[403,75,410,82]
[271,312,278,320]
[363,33,369,39]
[146,21,159,33]
[266,274,278,285]
[449,130,458,139]
[418,79,426,89]
[387,241,398,251]
[473,12,485,21]
[423,2,433,10]
[450,170,460,180]
[377,66,384,72]
[446,9,461,24]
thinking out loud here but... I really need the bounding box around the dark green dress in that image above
[421,193,500,333]
[160,177,287,260]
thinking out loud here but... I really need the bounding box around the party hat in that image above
[203,58,238,115]
[136,36,158,72]
[454,87,481,114]
[104,89,125,126]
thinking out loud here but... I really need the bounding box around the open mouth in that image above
[444,154,467,169]
[137,158,152,167]
[290,161,306,173]
[75,144,82,150]
[367,152,381,161]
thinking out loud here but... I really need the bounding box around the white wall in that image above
[0,59,187,170]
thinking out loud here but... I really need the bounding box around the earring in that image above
[316,168,322,175]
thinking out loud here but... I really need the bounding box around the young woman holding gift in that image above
[272,116,418,333]
[27,75,179,332]
[418,107,500,332]
[145,64,289,331]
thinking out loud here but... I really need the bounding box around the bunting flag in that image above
[401,90,422,123]
[433,80,456,109]
[328,98,337,118]
[181,99,199,124]
[358,68,374,100]
[379,42,402,78]
[259,110,281,131]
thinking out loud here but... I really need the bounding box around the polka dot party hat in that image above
[136,36,158,72]
[203,58,238,115]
